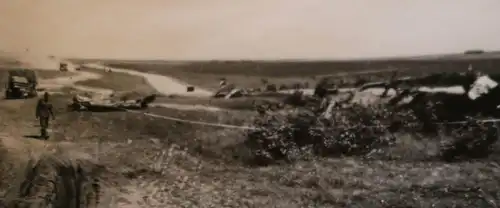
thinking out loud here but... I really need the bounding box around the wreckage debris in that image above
[241,71,500,165]
[68,93,157,112]
[265,84,277,92]
[279,84,288,90]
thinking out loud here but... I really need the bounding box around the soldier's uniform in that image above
[36,92,54,139]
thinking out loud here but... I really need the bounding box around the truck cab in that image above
[5,69,38,99]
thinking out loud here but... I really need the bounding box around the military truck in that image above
[5,69,38,99]
[59,62,68,71]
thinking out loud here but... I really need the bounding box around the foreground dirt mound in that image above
[0,137,105,208]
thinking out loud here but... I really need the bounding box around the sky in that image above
[1,0,500,60]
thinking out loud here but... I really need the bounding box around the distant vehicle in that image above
[464,50,485,55]
[5,69,38,99]
[59,63,68,71]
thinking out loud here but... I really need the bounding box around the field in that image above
[0,67,75,81]
[74,67,157,94]
[2,54,500,207]
[77,54,500,91]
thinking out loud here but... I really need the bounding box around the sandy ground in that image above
[6,52,212,97]
[39,70,114,95]
[12,55,470,114]
[2,55,227,116]
[83,63,213,97]
[78,65,224,111]
[13,57,220,112]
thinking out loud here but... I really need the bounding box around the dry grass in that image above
[53,102,500,207]
[3,57,500,206]
[74,67,157,94]
[2,90,500,207]
[35,71,76,80]
[76,57,500,90]
[73,66,285,111]
[155,96,285,111]
[0,68,76,82]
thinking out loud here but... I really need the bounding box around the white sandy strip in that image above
[19,58,219,111]
[150,103,223,112]
[83,63,213,97]
[3,54,111,95]
[13,56,221,112]
[280,86,466,96]
[38,70,114,96]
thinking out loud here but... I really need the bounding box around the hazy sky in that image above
[1,0,500,60]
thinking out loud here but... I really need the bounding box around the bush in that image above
[243,100,500,166]
[243,105,401,165]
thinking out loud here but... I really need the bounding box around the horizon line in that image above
[63,50,500,62]
[4,49,500,62]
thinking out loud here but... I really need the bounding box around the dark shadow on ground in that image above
[4,97,36,101]
[23,135,46,140]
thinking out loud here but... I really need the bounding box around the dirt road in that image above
[8,56,215,112]
[39,70,114,95]
[83,63,213,97]
[6,53,213,97]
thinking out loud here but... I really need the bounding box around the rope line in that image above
[123,108,500,131]
[125,109,258,130]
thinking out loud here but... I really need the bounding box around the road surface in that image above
[83,63,213,97]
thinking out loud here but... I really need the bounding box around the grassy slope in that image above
[71,54,500,90]
[48,95,500,207]
[155,95,286,111]
[2,92,499,207]
[74,67,157,94]
[35,70,75,79]
[0,68,76,88]
[0,56,76,80]
[67,60,500,206]
[73,66,283,111]
[2,55,499,206]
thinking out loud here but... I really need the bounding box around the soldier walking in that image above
[36,92,55,139]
